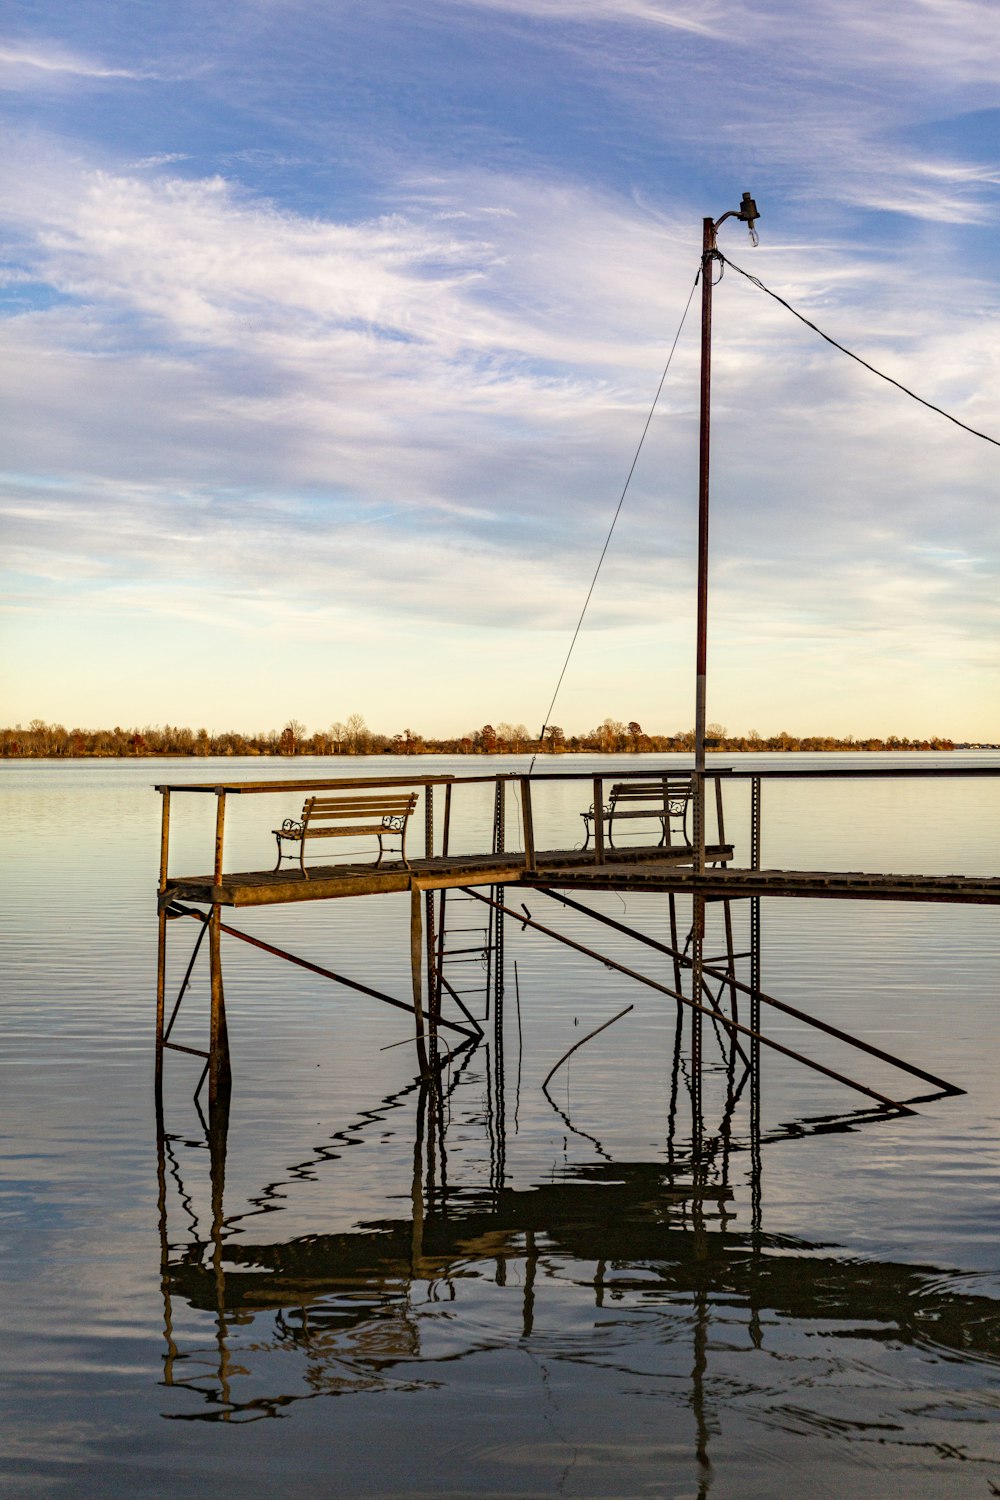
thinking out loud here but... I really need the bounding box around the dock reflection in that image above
[155,1045,999,1452]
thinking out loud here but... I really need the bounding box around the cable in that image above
[528,271,700,774]
[718,251,1000,449]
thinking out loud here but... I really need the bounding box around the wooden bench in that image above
[273,792,419,877]
[581,779,692,851]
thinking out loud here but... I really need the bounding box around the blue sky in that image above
[2,0,998,739]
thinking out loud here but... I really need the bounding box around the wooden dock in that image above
[154,765,998,1112]
[162,847,1000,909]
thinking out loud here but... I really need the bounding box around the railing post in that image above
[592,777,604,865]
[520,778,536,873]
[213,791,226,887]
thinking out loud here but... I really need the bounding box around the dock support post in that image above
[207,906,231,1106]
[411,885,429,1075]
[207,792,231,1106]
[155,789,170,1098]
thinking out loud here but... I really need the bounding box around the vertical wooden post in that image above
[592,777,604,865]
[207,905,231,1105]
[410,885,429,1075]
[520,778,536,873]
[155,789,170,1095]
[213,790,226,886]
[208,792,230,1106]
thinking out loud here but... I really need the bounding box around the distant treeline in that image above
[2,716,958,758]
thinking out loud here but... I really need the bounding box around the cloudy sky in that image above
[2,0,998,739]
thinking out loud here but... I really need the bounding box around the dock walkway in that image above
[163,846,1000,909]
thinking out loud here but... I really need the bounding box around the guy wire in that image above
[528,269,700,774]
[718,251,1000,449]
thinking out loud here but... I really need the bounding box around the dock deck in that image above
[162,843,1000,909]
[163,842,734,908]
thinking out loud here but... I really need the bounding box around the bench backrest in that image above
[302,792,418,826]
[608,781,691,804]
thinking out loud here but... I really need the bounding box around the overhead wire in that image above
[718,251,1000,449]
[528,272,700,773]
[527,244,996,778]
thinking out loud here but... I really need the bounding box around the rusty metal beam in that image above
[167,903,477,1041]
[460,887,911,1113]
[532,886,962,1096]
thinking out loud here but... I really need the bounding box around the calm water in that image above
[2,753,999,1498]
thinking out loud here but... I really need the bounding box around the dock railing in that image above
[154,761,1000,892]
[154,765,737,887]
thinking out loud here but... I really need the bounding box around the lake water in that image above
[2,753,999,1498]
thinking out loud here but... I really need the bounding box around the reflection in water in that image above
[155,1030,1000,1500]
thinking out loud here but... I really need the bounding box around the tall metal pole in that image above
[693,214,716,880]
[690,215,717,1140]
[690,192,759,1143]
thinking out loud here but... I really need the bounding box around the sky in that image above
[1,0,998,741]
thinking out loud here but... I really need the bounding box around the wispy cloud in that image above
[0,40,145,85]
[442,0,721,35]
